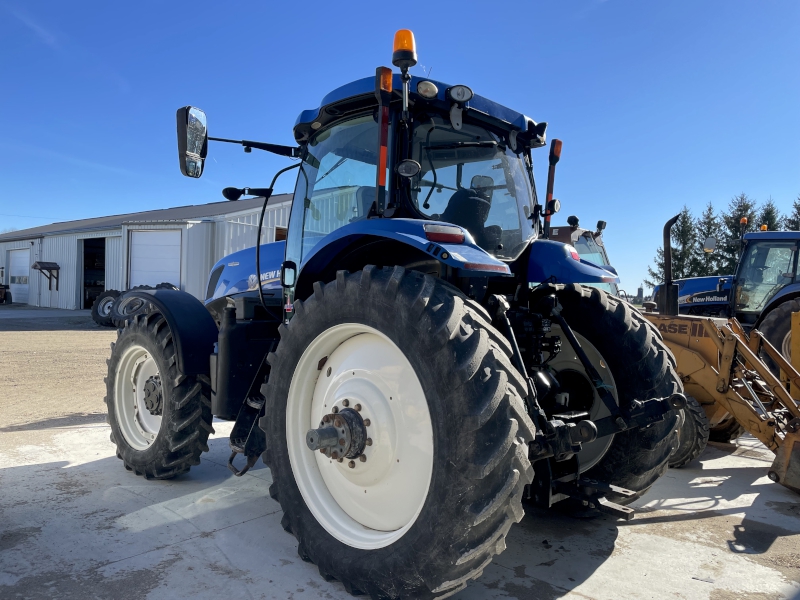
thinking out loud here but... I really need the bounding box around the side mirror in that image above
[281,261,297,288]
[596,220,607,232]
[176,106,208,178]
[703,236,717,253]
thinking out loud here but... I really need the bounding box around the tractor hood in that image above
[205,241,285,303]
[652,275,733,309]
[525,239,620,285]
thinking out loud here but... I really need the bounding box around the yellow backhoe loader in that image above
[644,216,800,493]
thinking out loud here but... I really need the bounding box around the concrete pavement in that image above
[1,419,798,599]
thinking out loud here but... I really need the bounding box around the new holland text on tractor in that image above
[104,31,684,598]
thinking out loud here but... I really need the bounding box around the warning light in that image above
[740,217,748,225]
[392,29,417,70]
[761,224,768,231]
[376,66,393,93]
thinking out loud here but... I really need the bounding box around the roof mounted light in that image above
[761,224,768,231]
[392,29,417,70]
[447,85,473,104]
[740,217,748,225]
[417,80,438,99]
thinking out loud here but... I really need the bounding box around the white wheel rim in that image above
[99,297,114,316]
[114,343,162,450]
[547,326,618,472]
[286,323,434,550]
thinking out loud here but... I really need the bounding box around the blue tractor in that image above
[104,31,683,598]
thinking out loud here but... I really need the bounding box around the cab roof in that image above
[293,73,537,143]
[743,231,800,241]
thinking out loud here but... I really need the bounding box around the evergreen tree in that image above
[783,195,800,231]
[757,197,782,232]
[645,206,697,287]
[718,193,757,275]
[692,202,721,276]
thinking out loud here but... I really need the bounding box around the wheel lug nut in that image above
[334,418,343,428]
[359,455,367,462]
[342,399,350,407]
[331,451,339,459]
[323,415,330,423]
[338,457,343,463]
[319,449,326,454]
[366,438,372,446]
[331,406,339,414]
[364,419,371,427]
[348,461,355,468]
[339,438,346,445]
[354,404,361,411]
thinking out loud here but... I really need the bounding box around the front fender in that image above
[526,239,619,285]
[127,289,218,376]
[299,218,512,280]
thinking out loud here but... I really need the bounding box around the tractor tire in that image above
[758,299,800,376]
[105,310,213,478]
[551,285,681,504]
[260,266,535,600]
[91,290,120,327]
[669,395,709,468]
[709,417,745,443]
[110,291,152,328]
[155,282,179,290]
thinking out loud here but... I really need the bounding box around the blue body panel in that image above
[206,241,285,303]
[295,75,535,136]
[652,275,733,313]
[300,218,511,277]
[525,240,620,285]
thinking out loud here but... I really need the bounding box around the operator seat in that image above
[439,176,501,251]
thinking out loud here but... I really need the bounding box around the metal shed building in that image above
[0,194,291,310]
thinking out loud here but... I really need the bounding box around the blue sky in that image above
[1,1,798,291]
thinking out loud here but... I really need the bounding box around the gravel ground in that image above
[1,309,799,599]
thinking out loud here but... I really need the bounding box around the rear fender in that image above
[295,218,511,299]
[754,285,800,329]
[527,239,619,285]
[126,289,218,376]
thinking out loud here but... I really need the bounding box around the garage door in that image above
[9,248,31,304]
[129,230,181,288]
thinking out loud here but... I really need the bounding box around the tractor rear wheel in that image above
[549,285,681,503]
[92,290,120,327]
[105,311,213,478]
[261,266,535,599]
[669,395,710,468]
[758,299,800,376]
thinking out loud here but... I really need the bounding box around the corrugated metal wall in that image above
[106,236,123,291]
[0,198,292,308]
[215,201,290,262]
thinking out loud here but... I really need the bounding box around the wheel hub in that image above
[143,375,163,416]
[306,406,369,461]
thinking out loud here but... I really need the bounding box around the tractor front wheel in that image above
[261,266,535,599]
[105,311,213,478]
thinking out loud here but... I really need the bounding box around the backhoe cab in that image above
[104,30,684,599]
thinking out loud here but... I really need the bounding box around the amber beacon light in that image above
[392,29,417,69]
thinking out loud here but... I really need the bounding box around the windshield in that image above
[410,116,533,260]
[735,240,797,314]
[292,114,378,262]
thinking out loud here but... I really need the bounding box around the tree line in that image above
[645,193,800,288]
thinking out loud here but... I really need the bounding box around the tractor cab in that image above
[550,216,619,296]
[733,231,800,326]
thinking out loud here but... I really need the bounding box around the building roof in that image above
[0,194,293,243]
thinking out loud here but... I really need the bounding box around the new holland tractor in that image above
[104,31,684,598]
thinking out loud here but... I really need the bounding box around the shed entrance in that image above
[82,238,106,309]
[9,248,30,304]
[129,230,181,289]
